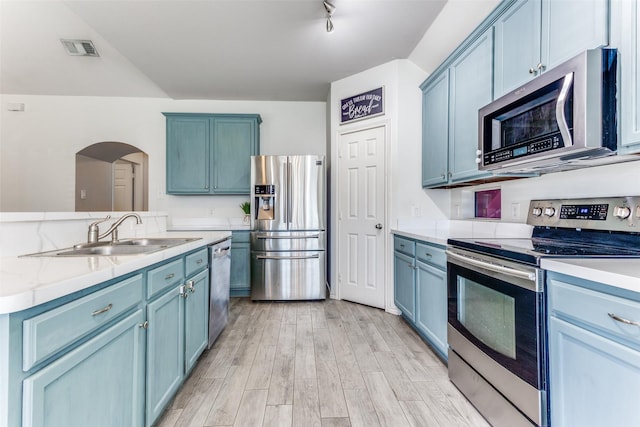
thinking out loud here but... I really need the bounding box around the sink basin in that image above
[118,237,201,246]
[55,245,165,256]
[23,237,202,257]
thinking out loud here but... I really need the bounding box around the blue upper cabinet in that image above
[164,113,261,195]
[494,0,542,96]
[448,29,494,184]
[421,28,494,188]
[495,0,608,97]
[421,71,450,188]
[616,0,640,153]
[212,117,259,194]
[166,115,211,194]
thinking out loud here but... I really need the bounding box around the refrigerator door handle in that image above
[256,234,320,240]
[257,254,320,260]
[286,160,292,226]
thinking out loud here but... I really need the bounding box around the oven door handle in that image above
[446,250,536,281]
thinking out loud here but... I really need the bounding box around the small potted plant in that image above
[240,201,251,224]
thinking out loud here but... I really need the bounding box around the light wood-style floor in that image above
[157,297,491,427]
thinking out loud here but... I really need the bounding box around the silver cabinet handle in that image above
[179,285,189,298]
[187,280,196,293]
[196,259,204,264]
[424,253,432,258]
[92,304,113,316]
[529,67,536,74]
[139,321,149,329]
[165,273,175,280]
[608,313,640,327]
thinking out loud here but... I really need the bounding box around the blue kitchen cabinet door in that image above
[184,269,209,374]
[494,0,542,96]
[421,70,450,188]
[212,116,260,194]
[230,231,250,297]
[448,28,493,184]
[393,250,416,321]
[618,0,640,153]
[146,285,184,427]
[22,310,145,427]
[166,115,211,194]
[541,0,608,72]
[415,260,448,360]
[548,316,640,427]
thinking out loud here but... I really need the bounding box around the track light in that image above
[323,1,335,33]
[326,16,334,33]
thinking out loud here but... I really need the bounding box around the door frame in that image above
[333,120,395,313]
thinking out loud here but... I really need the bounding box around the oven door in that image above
[446,247,546,426]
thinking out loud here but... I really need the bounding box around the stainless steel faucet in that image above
[87,213,143,244]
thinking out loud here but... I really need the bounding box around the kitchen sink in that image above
[23,237,202,257]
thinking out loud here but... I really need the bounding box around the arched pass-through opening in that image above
[76,141,149,212]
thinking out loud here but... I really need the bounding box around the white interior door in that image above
[113,160,134,211]
[338,126,386,309]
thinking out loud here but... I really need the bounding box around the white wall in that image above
[329,59,447,312]
[450,160,640,222]
[0,95,326,219]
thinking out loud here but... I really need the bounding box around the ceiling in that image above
[0,0,496,102]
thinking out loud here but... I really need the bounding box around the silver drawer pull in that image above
[165,273,175,280]
[424,253,432,257]
[608,313,640,327]
[92,304,113,316]
[196,259,204,264]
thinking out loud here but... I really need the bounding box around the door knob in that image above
[375,223,383,230]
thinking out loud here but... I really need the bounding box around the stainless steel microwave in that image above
[478,48,617,173]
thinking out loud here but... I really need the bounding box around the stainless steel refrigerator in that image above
[250,155,326,300]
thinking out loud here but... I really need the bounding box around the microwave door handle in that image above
[556,73,574,147]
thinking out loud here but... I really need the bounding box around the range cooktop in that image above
[448,196,640,266]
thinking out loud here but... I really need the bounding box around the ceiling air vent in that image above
[60,39,99,57]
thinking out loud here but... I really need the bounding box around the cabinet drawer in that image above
[416,242,446,268]
[549,278,640,346]
[394,236,415,257]
[186,248,208,277]
[148,259,184,299]
[23,274,143,371]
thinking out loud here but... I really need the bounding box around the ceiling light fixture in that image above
[323,1,335,33]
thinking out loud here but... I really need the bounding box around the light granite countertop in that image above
[392,220,640,295]
[0,231,231,315]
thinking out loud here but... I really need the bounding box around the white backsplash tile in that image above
[0,212,168,257]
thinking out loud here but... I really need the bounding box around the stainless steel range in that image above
[446,196,640,427]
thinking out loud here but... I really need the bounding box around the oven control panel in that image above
[527,197,640,231]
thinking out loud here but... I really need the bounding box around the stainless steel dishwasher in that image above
[208,237,231,349]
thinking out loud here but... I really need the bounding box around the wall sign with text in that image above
[340,87,384,124]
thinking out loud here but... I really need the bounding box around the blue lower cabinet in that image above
[547,273,640,426]
[22,309,146,427]
[184,269,209,373]
[393,235,447,360]
[393,251,416,321]
[415,260,448,359]
[1,247,215,427]
[146,285,185,426]
[230,231,250,297]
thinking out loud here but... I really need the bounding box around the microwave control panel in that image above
[484,134,563,166]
